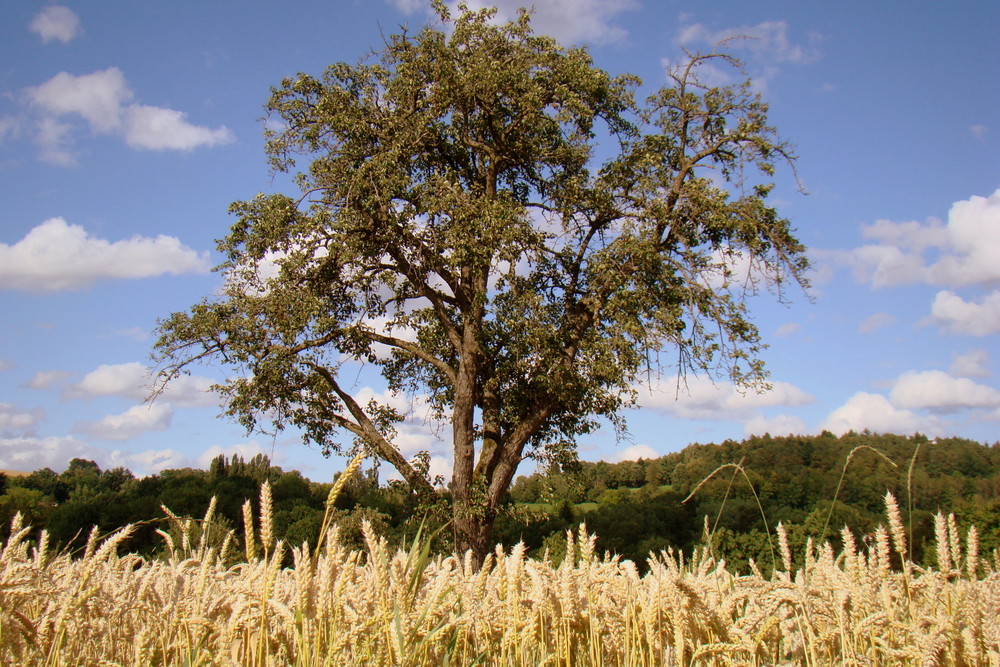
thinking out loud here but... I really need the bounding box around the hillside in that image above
[2,432,999,573]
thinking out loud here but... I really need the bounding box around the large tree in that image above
[153,2,809,562]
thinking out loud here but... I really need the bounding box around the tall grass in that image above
[2,491,999,665]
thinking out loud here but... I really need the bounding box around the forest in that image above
[2,431,999,575]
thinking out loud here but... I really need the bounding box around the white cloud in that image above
[676,21,823,66]
[928,290,1000,336]
[950,349,990,379]
[0,359,12,372]
[671,20,823,92]
[845,190,1000,289]
[123,105,235,150]
[927,190,1000,287]
[838,190,1000,337]
[0,218,210,291]
[28,68,131,133]
[394,0,638,44]
[0,435,97,472]
[116,448,190,474]
[75,403,174,441]
[609,444,659,462]
[68,362,150,400]
[844,243,927,288]
[428,455,452,484]
[157,374,220,408]
[29,6,82,44]
[0,434,203,476]
[636,375,814,421]
[858,312,895,334]
[0,403,44,432]
[26,370,72,390]
[389,0,426,13]
[889,370,1000,414]
[819,392,944,436]
[25,68,233,163]
[352,387,447,456]
[744,413,808,437]
[68,361,219,408]
[35,117,76,166]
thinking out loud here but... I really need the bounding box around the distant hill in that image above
[0,469,29,477]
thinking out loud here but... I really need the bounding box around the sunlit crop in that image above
[2,488,998,665]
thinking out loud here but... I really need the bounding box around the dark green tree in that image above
[153,3,808,563]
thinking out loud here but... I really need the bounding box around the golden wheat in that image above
[2,493,999,665]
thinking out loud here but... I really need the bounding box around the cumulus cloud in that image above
[123,104,236,150]
[0,435,192,475]
[26,67,233,163]
[950,349,990,379]
[67,361,219,408]
[928,290,1000,336]
[0,218,210,291]
[68,362,151,400]
[157,375,221,408]
[889,370,1000,413]
[677,20,823,65]
[834,190,1000,337]
[74,403,174,441]
[844,190,1000,289]
[636,375,815,421]
[0,435,98,472]
[670,20,823,91]
[352,387,447,456]
[609,444,659,462]
[29,6,82,44]
[26,369,72,390]
[428,455,452,484]
[117,447,191,474]
[29,68,130,133]
[0,403,44,433]
[819,392,944,437]
[392,0,638,44]
[35,117,75,166]
[744,413,809,437]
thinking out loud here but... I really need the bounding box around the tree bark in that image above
[453,502,496,568]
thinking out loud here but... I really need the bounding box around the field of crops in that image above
[2,488,999,666]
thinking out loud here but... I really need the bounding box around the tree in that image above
[153,3,808,564]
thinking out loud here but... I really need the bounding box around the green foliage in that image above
[151,3,808,561]
[2,432,1000,574]
[0,487,51,541]
[583,489,697,568]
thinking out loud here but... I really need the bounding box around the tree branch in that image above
[306,362,435,496]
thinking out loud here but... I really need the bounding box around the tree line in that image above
[2,432,998,573]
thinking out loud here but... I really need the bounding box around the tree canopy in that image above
[153,2,809,561]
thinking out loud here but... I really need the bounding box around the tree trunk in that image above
[453,504,496,568]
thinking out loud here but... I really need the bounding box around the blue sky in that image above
[1,1,998,482]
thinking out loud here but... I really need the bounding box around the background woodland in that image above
[3,431,999,574]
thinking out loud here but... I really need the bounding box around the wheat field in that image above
[2,488,999,666]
